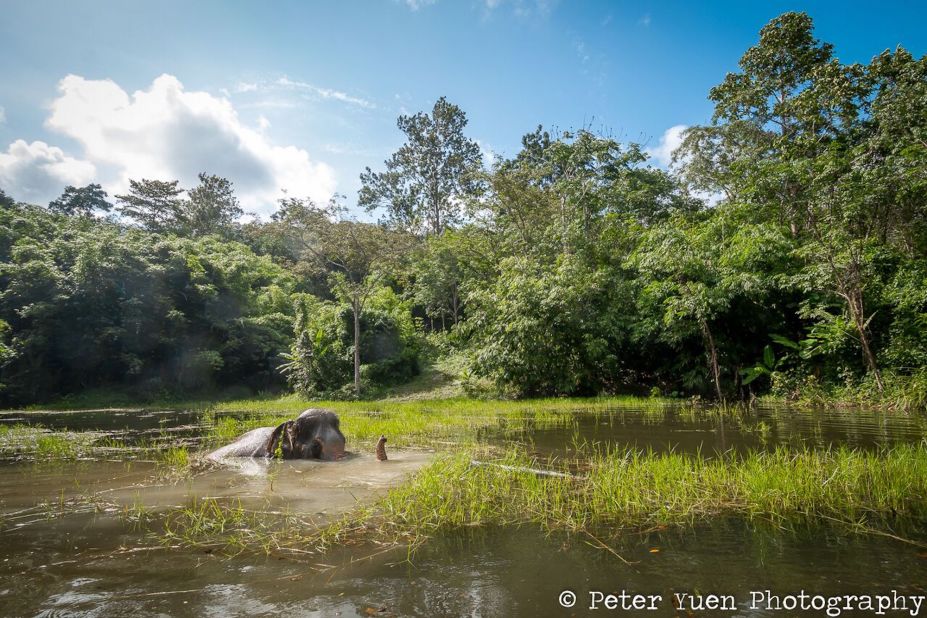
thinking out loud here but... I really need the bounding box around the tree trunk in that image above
[700,318,723,401]
[353,298,361,397]
[844,287,884,395]
[560,195,569,254]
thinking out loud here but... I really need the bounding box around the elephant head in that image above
[264,408,346,461]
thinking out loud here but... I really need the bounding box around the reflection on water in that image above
[2,404,927,616]
[4,403,926,458]
[503,404,927,458]
[3,521,926,616]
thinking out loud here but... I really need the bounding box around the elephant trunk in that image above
[376,436,388,461]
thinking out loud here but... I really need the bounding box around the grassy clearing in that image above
[204,395,680,451]
[3,395,683,462]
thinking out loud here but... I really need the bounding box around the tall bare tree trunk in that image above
[843,287,884,395]
[700,318,723,401]
[353,298,361,396]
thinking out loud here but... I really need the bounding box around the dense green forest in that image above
[1,12,925,406]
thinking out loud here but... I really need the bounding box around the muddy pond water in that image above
[1,404,926,617]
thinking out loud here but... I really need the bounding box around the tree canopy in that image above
[359,96,483,237]
[2,13,926,406]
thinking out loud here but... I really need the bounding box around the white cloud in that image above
[476,139,498,168]
[275,76,375,109]
[235,81,258,93]
[403,0,437,9]
[240,99,301,110]
[0,139,95,204]
[42,73,336,216]
[646,124,724,206]
[257,115,271,131]
[319,143,378,157]
[646,124,688,167]
[575,39,589,64]
[696,189,724,207]
[516,0,557,19]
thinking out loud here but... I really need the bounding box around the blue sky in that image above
[1,0,925,218]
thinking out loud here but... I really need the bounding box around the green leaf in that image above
[741,366,768,385]
[762,345,775,369]
[770,334,800,350]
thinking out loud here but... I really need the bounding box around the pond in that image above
[1,404,926,616]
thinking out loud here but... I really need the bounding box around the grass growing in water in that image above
[144,442,927,556]
[371,444,927,534]
[205,396,681,451]
[158,446,190,468]
[0,424,94,461]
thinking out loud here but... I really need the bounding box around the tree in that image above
[412,231,466,328]
[633,208,794,400]
[359,97,483,237]
[676,12,847,233]
[675,12,898,394]
[116,179,185,233]
[0,188,14,209]
[486,128,697,261]
[465,254,630,396]
[862,48,927,258]
[0,204,295,405]
[48,184,113,216]
[274,197,406,395]
[185,173,243,237]
[0,319,15,394]
[280,294,352,395]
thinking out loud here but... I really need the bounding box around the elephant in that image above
[207,408,347,461]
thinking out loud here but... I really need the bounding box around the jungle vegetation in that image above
[1,12,926,406]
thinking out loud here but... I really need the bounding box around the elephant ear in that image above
[264,421,291,458]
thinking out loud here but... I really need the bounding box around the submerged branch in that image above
[469,459,582,479]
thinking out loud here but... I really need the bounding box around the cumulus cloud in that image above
[646,124,688,167]
[42,73,335,216]
[0,139,95,204]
